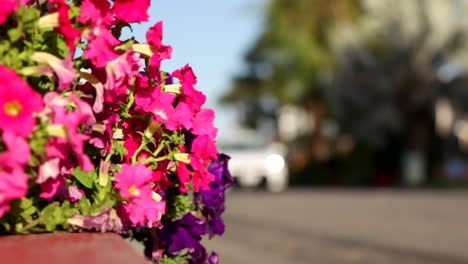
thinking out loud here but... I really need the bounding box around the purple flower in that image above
[157,213,205,254]
[195,154,233,237]
[206,252,219,264]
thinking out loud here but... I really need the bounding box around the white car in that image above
[219,141,288,192]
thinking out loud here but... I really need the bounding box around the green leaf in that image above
[71,167,97,189]
[112,140,128,159]
[115,40,135,51]
[8,28,22,42]
[77,197,92,215]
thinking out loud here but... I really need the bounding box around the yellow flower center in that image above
[128,185,140,196]
[4,101,22,117]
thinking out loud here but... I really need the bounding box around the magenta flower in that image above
[172,65,206,110]
[192,109,218,139]
[0,0,18,25]
[78,0,112,26]
[0,65,43,137]
[0,131,31,168]
[85,26,121,68]
[105,50,141,92]
[0,167,28,218]
[119,198,166,228]
[188,135,218,191]
[113,0,150,23]
[48,0,81,49]
[114,164,153,199]
[39,175,64,199]
[191,135,218,161]
[176,162,191,193]
[140,87,193,131]
[145,22,173,75]
[47,105,94,171]
[115,164,166,227]
[36,158,60,184]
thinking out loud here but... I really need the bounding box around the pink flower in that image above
[0,0,18,25]
[145,22,172,76]
[172,65,206,110]
[190,158,215,192]
[0,65,43,137]
[114,164,153,199]
[85,26,121,68]
[113,0,150,23]
[36,158,60,184]
[191,135,218,161]
[119,198,165,228]
[192,109,218,139]
[105,50,141,92]
[189,135,218,191]
[0,131,31,168]
[140,87,193,131]
[115,164,166,227]
[39,176,64,199]
[48,0,81,49]
[78,0,112,26]
[47,105,94,171]
[0,167,28,217]
[176,162,191,193]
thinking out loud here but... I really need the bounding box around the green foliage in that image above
[72,167,97,189]
[158,254,190,264]
[111,140,129,160]
[164,193,193,220]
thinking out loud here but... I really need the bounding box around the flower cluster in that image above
[0,1,231,263]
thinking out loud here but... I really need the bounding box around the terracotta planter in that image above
[0,233,148,264]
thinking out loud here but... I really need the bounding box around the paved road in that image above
[204,189,468,264]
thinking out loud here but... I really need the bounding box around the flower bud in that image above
[38,12,59,29]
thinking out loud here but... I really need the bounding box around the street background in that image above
[205,189,468,264]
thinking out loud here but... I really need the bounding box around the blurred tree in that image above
[328,0,468,184]
[223,0,468,185]
[220,0,361,129]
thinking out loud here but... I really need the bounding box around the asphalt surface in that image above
[204,189,468,264]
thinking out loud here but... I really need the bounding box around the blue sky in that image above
[130,0,266,137]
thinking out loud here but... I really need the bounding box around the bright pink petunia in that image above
[48,0,81,49]
[191,135,218,161]
[85,26,121,68]
[114,164,153,199]
[115,164,166,227]
[0,131,31,168]
[105,50,141,91]
[0,167,29,217]
[39,176,64,199]
[145,22,173,76]
[190,158,215,192]
[0,0,18,25]
[192,109,218,139]
[118,198,165,228]
[176,162,191,193]
[78,0,112,26]
[0,65,43,137]
[140,87,194,131]
[113,0,150,23]
[188,135,219,191]
[172,65,206,110]
[46,105,94,171]
[36,158,60,184]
